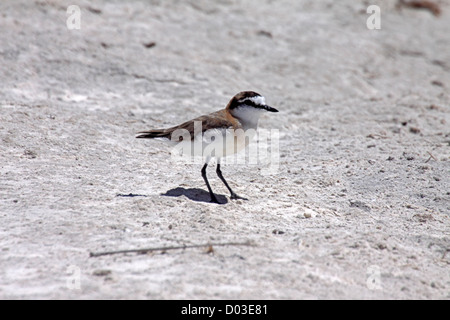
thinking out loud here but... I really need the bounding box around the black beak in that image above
[263,105,279,112]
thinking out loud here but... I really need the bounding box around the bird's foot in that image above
[230,193,248,201]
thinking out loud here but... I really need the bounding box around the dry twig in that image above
[425,151,437,163]
[89,241,255,257]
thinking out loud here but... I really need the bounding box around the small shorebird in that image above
[136,91,278,203]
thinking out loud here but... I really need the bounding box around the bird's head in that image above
[227,91,278,126]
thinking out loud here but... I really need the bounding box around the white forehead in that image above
[238,95,266,106]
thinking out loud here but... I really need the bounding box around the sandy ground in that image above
[0,0,449,299]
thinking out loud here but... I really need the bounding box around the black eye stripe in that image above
[238,99,257,107]
[231,96,264,109]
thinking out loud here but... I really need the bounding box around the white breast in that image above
[170,126,257,160]
[231,107,263,131]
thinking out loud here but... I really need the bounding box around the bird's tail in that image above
[136,129,171,139]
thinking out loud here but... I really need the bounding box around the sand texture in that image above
[1,0,449,299]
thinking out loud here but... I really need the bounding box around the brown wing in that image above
[136,110,239,141]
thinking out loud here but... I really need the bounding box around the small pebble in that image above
[409,127,420,134]
[304,209,317,218]
[93,270,112,277]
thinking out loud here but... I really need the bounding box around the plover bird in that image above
[136,91,278,203]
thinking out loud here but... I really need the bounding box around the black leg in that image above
[216,164,248,200]
[201,163,219,203]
